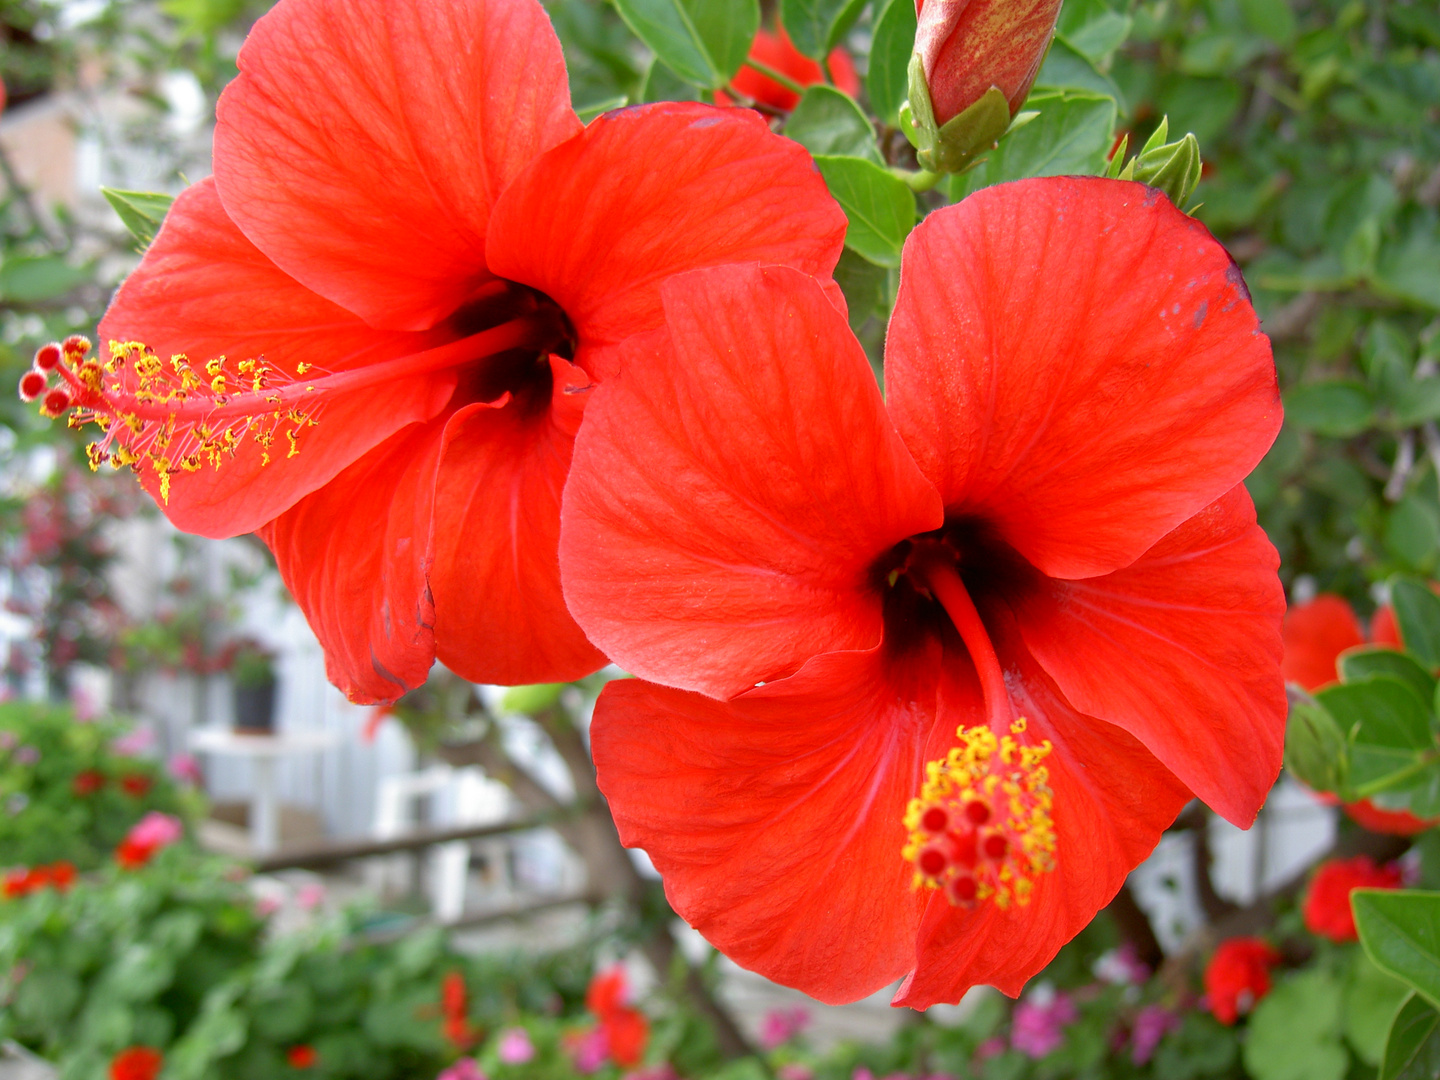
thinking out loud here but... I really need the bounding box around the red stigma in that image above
[34,343,61,371]
[18,371,46,402]
[964,800,990,825]
[949,875,978,904]
[983,834,1008,860]
[41,387,71,417]
[950,829,978,868]
[921,806,949,833]
[62,335,91,360]
[918,847,948,876]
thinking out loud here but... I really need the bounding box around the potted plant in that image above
[228,640,277,734]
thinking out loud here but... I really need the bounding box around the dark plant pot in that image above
[233,681,277,733]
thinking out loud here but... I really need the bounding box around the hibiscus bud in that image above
[903,0,1062,173]
[1107,117,1203,210]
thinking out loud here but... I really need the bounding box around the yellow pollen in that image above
[49,337,322,502]
[901,719,1057,910]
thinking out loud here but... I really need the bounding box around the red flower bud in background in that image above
[1303,856,1402,942]
[913,0,1062,125]
[1204,938,1280,1025]
[109,1047,163,1080]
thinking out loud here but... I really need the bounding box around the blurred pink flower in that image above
[167,753,203,786]
[760,1005,811,1050]
[254,895,282,917]
[70,686,99,721]
[1131,1004,1180,1065]
[296,883,326,911]
[112,727,156,756]
[1011,990,1077,1059]
[437,1059,486,1080]
[568,1027,609,1074]
[496,1028,535,1065]
[0,732,15,751]
[777,1066,814,1080]
[975,1037,1007,1061]
[13,745,38,765]
[1095,943,1150,985]
[622,1067,678,1080]
[129,812,184,848]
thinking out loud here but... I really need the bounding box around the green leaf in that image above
[500,683,565,715]
[1394,578,1440,670]
[949,89,1115,198]
[1284,380,1377,436]
[1243,969,1349,1080]
[1387,497,1440,572]
[1035,37,1127,108]
[1239,0,1297,45]
[1347,949,1413,1067]
[641,56,702,102]
[0,255,93,304]
[613,0,759,89]
[1317,677,1434,797]
[867,0,916,125]
[779,0,867,59]
[1341,648,1439,707]
[813,155,915,268]
[1058,13,1133,66]
[1381,992,1440,1080]
[1285,698,1348,793]
[101,188,175,250]
[1355,890,1440,1011]
[1376,226,1440,312]
[832,247,889,331]
[786,85,881,162]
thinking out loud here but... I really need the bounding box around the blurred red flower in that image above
[286,1045,318,1069]
[564,178,1285,1006]
[1205,938,1280,1025]
[72,769,105,796]
[1303,856,1402,942]
[716,27,859,111]
[109,1047,163,1080]
[76,0,844,704]
[120,773,153,797]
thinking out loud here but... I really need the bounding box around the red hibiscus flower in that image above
[1204,938,1279,1025]
[1280,594,1440,834]
[579,967,648,1067]
[286,1045,318,1069]
[109,1047,163,1080]
[1303,856,1402,942]
[716,27,859,111]
[60,0,843,704]
[560,178,1284,1006]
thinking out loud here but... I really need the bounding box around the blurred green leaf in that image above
[1239,0,1297,46]
[1243,969,1349,1080]
[1381,992,1440,1080]
[1035,37,1127,107]
[1393,578,1440,670]
[0,256,92,304]
[1284,381,1376,437]
[1347,949,1412,1067]
[1317,676,1434,797]
[814,155,915,267]
[1285,698,1348,793]
[641,55,702,102]
[1341,648,1439,706]
[867,0,916,126]
[786,85,881,162]
[1356,890,1440,1011]
[779,0,867,59]
[613,0,759,89]
[1386,497,1440,572]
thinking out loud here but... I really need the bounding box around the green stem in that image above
[891,166,944,193]
[743,58,807,97]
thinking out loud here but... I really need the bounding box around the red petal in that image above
[1012,486,1285,828]
[259,420,446,704]
[886,178,1281,579]
[487,103,846,371]
[591,645,940,1005]
[214,0,580,332]
[1371,605,1402,649]
[895,626,1191,1007]
[97,179,455,537]
[1281,594,1365,691]
[560,264,942,699]
[429,357,606,685]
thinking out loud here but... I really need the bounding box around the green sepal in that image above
[1133,130,1202,210]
